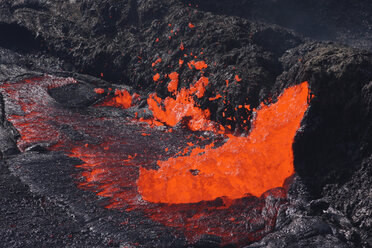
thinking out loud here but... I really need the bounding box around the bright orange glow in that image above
[138,82,309,204]
[94,88,105,94]
[147,90,213,131]
[153,73,160,82]
[188,22,195,28]
[148,74,216,131]
[235,75,242,82]
[209,94,222,101]
[190,76,209,98]
[98,89,132,109]
[167,72,179,93]
[152,58,162,67]
[188,60,208,70]
[0,76,312,245]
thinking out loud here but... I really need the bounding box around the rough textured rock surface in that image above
[0,0,371,247]
[183,0,372,51]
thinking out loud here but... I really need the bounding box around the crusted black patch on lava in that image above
[48,83,104,108]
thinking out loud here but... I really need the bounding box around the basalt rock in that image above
[0,0,371,247]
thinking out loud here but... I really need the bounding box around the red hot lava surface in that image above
[139,82,309,204]
[0,76,310,246]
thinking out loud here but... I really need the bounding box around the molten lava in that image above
[191,76,209,98]
[0,17,314,244]
[153,73,160,82]
[167,72,179,93]
[138,82,309,204]
[188,60,208,70]
[0,76,312,246]
[97,89,132,109]
[147,87,214,131]
[147,61,217,131]
[94,88,105,94]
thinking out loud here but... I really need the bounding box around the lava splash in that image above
[139,82,309,204]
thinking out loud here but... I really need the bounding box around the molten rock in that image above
[0,0,372,247]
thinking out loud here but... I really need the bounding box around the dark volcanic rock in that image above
[0,159,113,247]
[272,42,372,248]
[48,83,104,108]
[0,92,19,157]
[281,42,372,193]
[0,0,304,131]
[183,0,372,51]
[0,0,372,247]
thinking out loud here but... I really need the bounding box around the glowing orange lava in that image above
[152,58,162,67]
[167,72,179,93]
[190,76,209,98]
[98,89,132,109]
[148,74,217,131]
[138,82,309,204]
[235,75,242,82]
[188,60,208,70]
[209,94,222,101]
[153,73,160,82]
[0,76,312,246]
[94,88,105,94]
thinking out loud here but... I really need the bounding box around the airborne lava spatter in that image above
[147,63,216,131]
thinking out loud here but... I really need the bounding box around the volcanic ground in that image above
[0,1,372,248]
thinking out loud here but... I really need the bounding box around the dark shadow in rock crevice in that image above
[0,22,45,53]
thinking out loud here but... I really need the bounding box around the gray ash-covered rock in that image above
[183,0,372,51]
[0,0,371,247]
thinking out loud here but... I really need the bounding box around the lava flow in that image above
[139,82,309,204]
[0,76,311,245]
[95,88,133,108]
